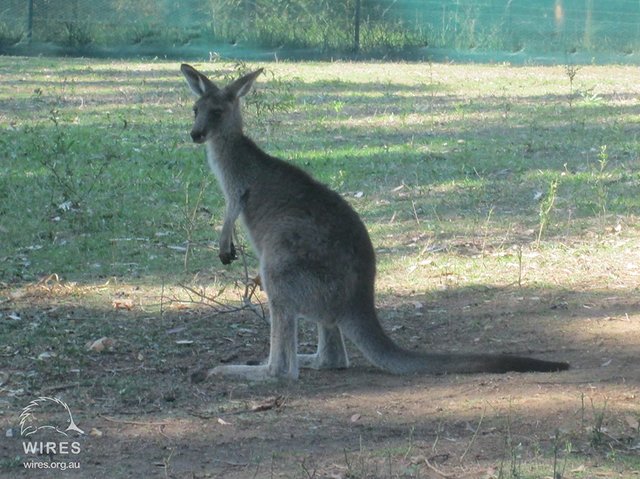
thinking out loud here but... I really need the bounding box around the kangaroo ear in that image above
[181,64,218,97]
[226,68,264,99]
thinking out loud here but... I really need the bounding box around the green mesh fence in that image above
[1,1,639,63]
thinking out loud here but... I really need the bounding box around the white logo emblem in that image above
[19,397,85,437]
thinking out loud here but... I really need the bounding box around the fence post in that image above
[27,0,34,44]
[354,0,361,53]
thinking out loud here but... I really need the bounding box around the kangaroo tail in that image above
[341,308,569,375]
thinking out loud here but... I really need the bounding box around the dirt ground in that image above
[1,280,639,479]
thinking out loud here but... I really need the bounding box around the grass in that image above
[1,57,639,477]
[8,57,638,288]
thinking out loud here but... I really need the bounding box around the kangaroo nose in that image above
[190,130,205,143]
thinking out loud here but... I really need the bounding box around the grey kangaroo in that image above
[180,64,569,381]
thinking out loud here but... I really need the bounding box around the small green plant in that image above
[516,245,524,288]
[299,456,319,479]
[593,144,610,224]
[30,121,113,210]
[342,441,368,479]
[497,411,524,479]
[564,63,581,110]
[589,397,609,448]
[494,400,526,479]
[179,180,211,272]
[501,86,513,121]
[332,100,345,115]
[552,430,571,479]
[536,177,559,246]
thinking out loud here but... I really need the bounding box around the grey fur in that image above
[180,64,569,381]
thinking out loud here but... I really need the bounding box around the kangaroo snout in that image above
[190,130,206,144]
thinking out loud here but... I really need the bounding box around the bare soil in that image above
[1,281,639,478]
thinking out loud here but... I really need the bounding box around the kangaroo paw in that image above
[219,243,237,265]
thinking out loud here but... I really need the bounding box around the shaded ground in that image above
[1,279,639,478]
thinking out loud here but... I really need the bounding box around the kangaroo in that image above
[180,64,569,381]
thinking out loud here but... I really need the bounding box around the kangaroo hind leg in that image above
[298,323,349,370]
[210,303,299,381]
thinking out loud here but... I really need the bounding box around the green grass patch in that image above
[1,58,639,286]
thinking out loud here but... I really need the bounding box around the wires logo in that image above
[19,396,85,438]
[18,396,84,471]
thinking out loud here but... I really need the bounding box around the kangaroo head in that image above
[180,64,263,143]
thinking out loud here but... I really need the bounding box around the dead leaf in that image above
[58,200,73,211]
[112,298,134,310]
[166,326,186,335]
[37,352,56,360]
[217,417,231,426]
[625,415,639,431]
[169,303,190,310]
[220,353,238,363]
[10,289,26,300]
[251,396,285,413]
[89,428,103,437]
[350,413,361,423]
[87,337,115,352]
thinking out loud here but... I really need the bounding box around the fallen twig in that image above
[41,382,81,393]
[249,395,286,413]
[212,459,249,467]
[460,405,486,462]
[175,280,267,322]
[187,395,287,420]
[177,282,235,311]
[99,415,169,427]
[425,458,455,478]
